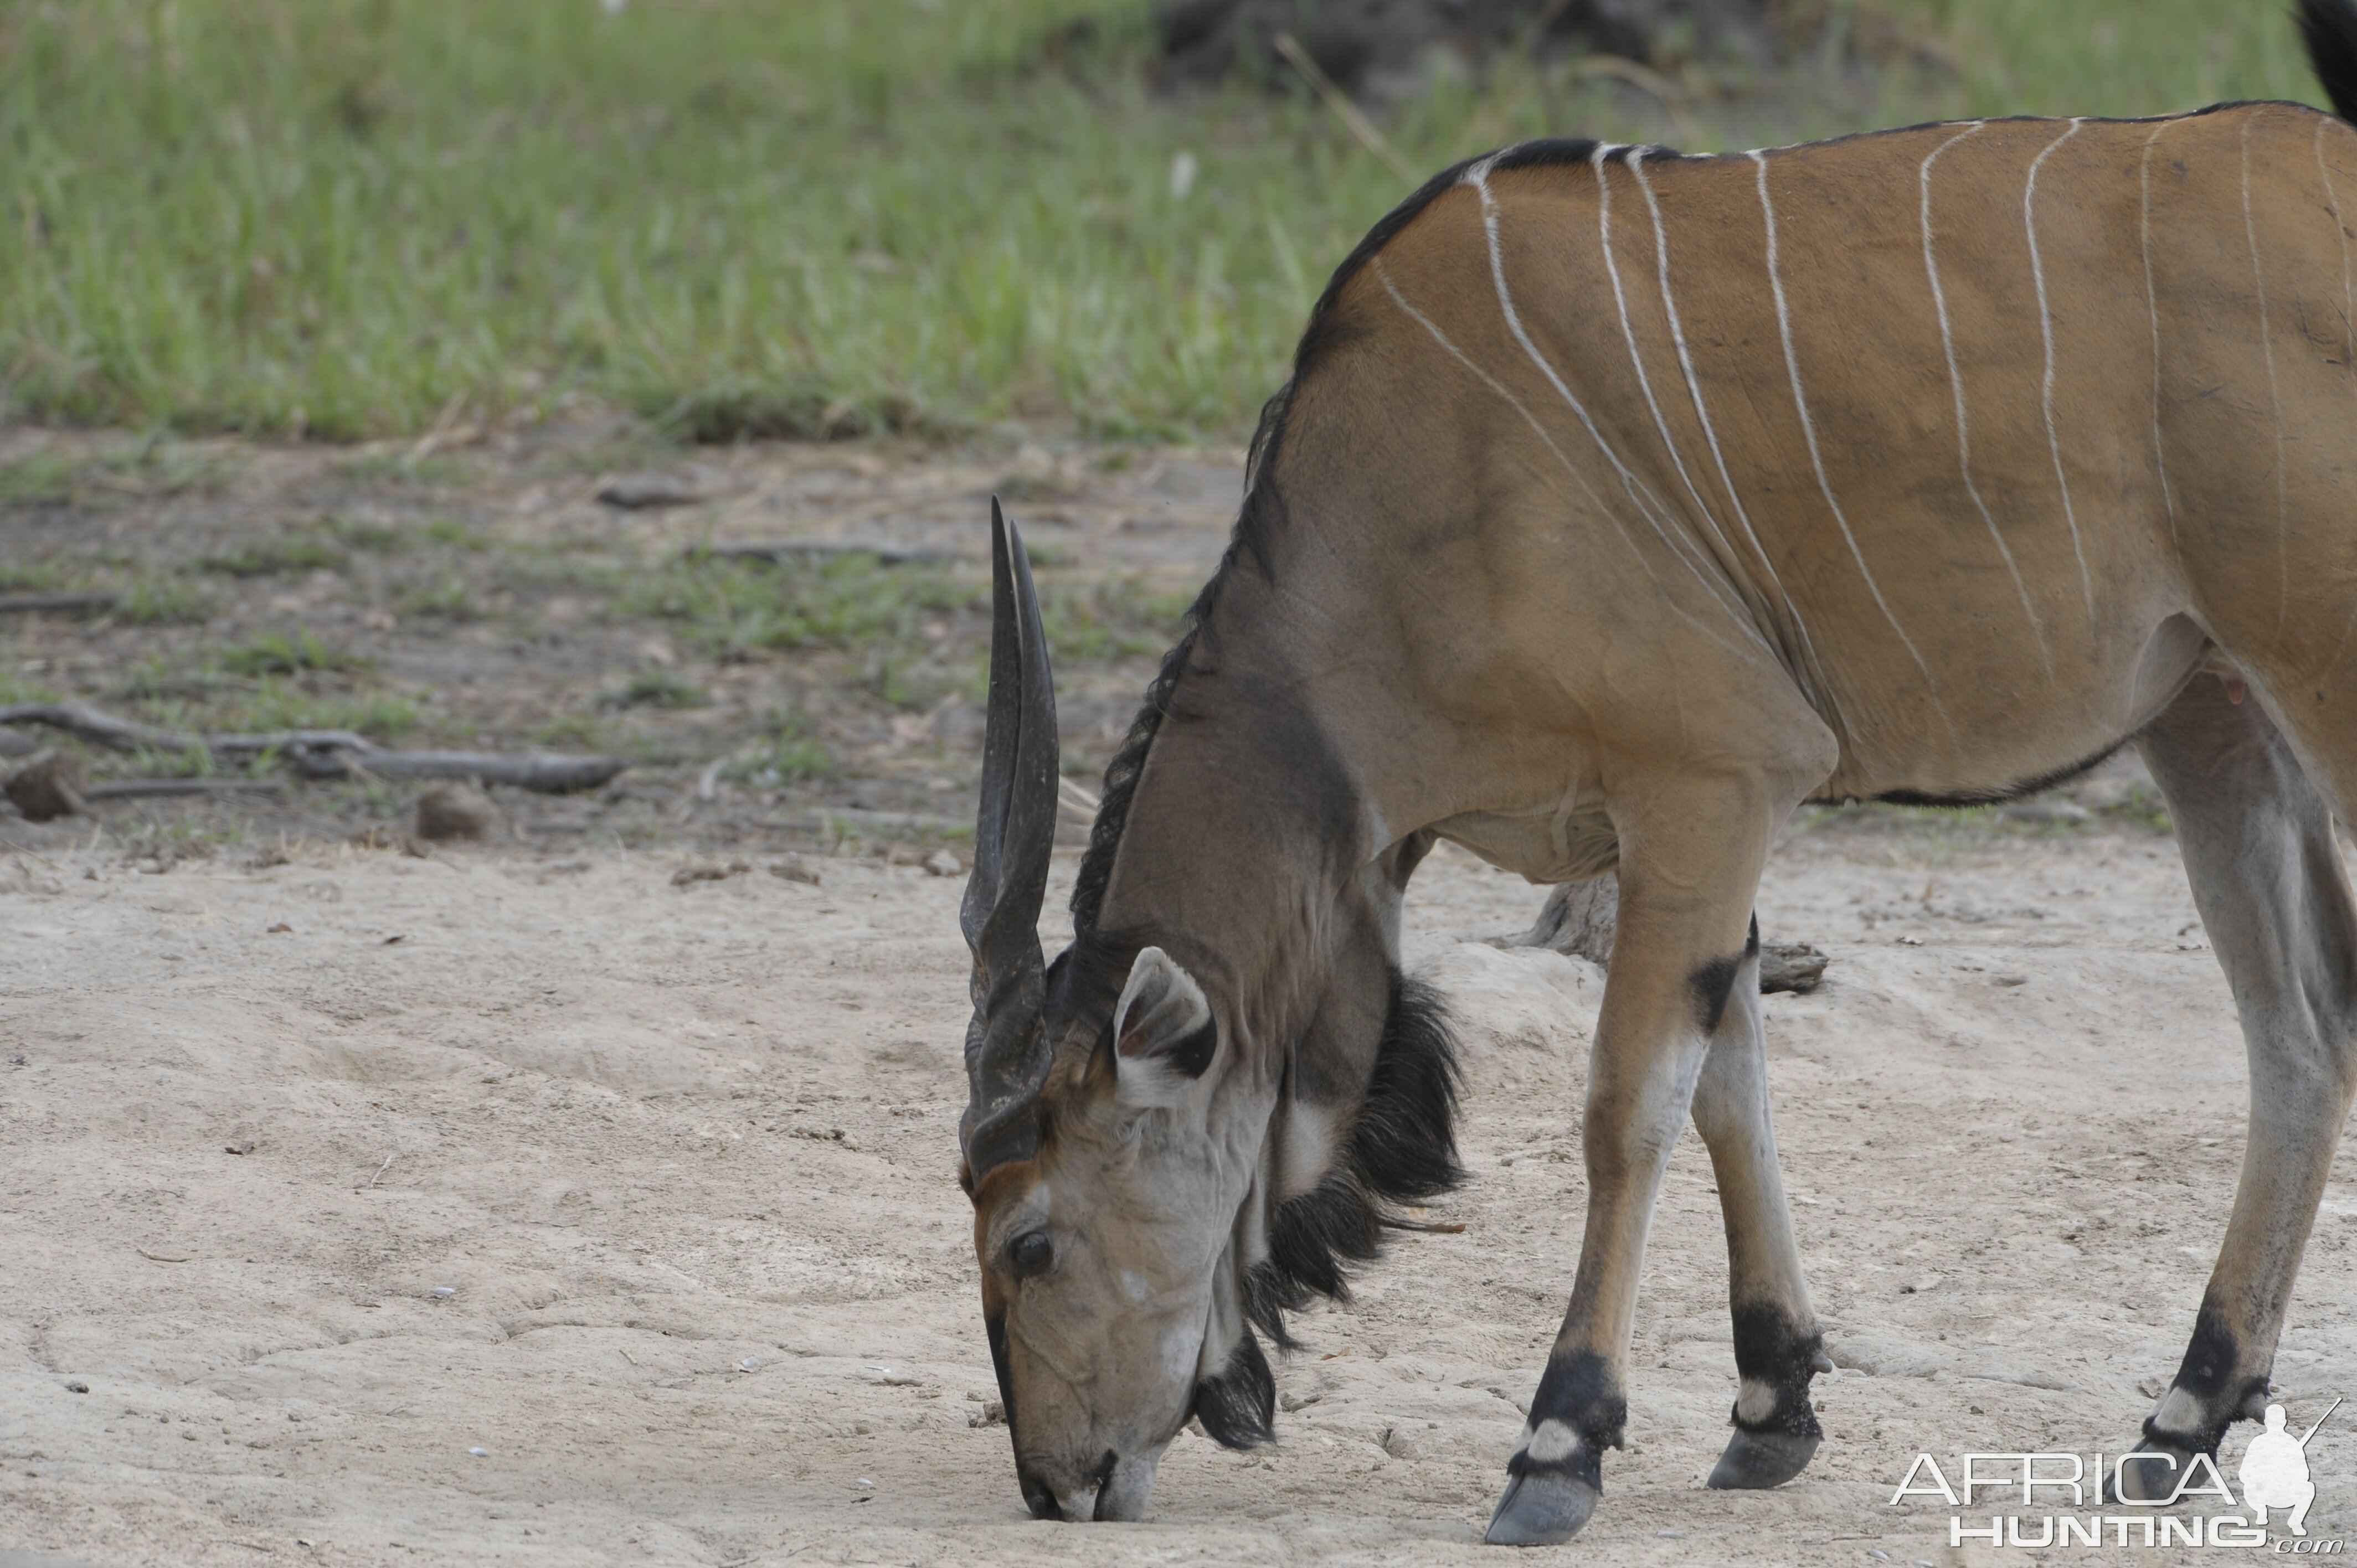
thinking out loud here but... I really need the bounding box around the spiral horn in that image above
[958,498,1059,1178]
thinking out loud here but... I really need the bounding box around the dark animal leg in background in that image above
[2114,675,2357,1494]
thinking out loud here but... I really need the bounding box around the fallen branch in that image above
[295,750,627,794]
[0,592,119,616]
[84,778,285,801]
[1273,30,1419,185]
[0,700,625,796]
[1505,873,1831,994]
[0,702,200,754]
[760,806,967,835]
[696,540,955,568]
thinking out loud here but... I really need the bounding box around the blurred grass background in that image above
[0,0,2334,443]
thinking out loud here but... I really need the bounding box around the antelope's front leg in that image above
[1485,778,1788,1546]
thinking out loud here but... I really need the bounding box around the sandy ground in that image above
[3,821,2355,1567]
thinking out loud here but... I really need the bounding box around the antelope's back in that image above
[1282,107,2357,790]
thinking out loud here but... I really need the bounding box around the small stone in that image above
[1758,940,1829,994]
[672,858,751,887]
[468,1446,489,1457]
[923,849,962,877]
[768,855,821,886]
[6,747,86,822]
[597,473,703,510]
[414,782,496,841]
[431,1286,456,1298]
[738,1357,760,1372]
[2000,800,2092,826]
[65,1381,89,1394]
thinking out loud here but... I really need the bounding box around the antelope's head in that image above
[956,503,1461,1523]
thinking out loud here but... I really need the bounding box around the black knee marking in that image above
[1690,957,1743,1033]
[2147,1307,2267,1454]
[1509,1349,1623,1488]
[2121,1301,2262,1462]
[1728,1302,1826,1440]
[1687,915,1759,1033]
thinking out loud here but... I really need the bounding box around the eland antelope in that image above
[958,0,2357,1543]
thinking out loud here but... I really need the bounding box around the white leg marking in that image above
[2153,1385,2209,1437]
[2141,120,2184,565]
[1629,152,1841,728]
[2025,119,2096,633]
[1751,151,1954,741]
[1469,163,1777,656]
[1520,1418,1581,1464]
[1370,262,1772,669]
[2241,112,2291,633]
[1735,1378,1779,1426]
[1921,121,2051,675]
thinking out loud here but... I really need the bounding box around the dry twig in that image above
[1272,32,1419,185]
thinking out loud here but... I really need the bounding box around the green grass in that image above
[729,710,836,786]
[0,2,2334,440]
[200,535,348,576]
[393,574,478,621]
[115,574,214,623]
[1041,576,1196,663]
[621,552,972,660]
[220,629,365,676]
[226,682,420,740]
[603,665,710,711]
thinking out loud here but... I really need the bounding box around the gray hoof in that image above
[1484,1470,1601,1546]
[2109,1443,2198,1503]
[1706,1428,1821,1490]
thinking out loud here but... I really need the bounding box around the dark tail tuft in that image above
[2302,0,2357,123]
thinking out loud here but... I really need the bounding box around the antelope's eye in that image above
[1009,1229,1053,1278]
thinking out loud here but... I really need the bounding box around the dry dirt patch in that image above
[1,829,2353,1565]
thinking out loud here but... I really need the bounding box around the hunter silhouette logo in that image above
[2241,1398,2338,1538]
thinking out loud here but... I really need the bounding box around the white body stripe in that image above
[1628,153,1837,721]
[1370,261,1771,669]
[1921,121,2051,675]
[1751,150,1952,738]
[1468,163,1777,657]
[2024,119,2097,631]
[2140,120,2184,563]
[1593,147,1742,582]
[2241,113,2292,632]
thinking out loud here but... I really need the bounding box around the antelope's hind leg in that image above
[1690,919,1830,1490]
[2114,673,2357,1497]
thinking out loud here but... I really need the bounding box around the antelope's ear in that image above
[1112,946,1217,1107]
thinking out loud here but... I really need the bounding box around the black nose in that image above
[1019,1469,1061,1520]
